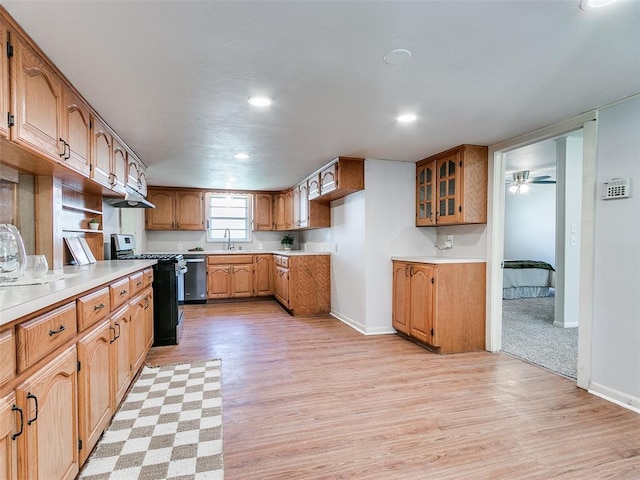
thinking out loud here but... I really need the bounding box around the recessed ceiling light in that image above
[247,96,272,107]
[384,49,412,65]
[234,152,250,160]
[397,113,418,123]
[580,0,619,10]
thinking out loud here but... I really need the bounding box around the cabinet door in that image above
[320,162,337,196]
[416,161,436,226]
[0,21,10,139]
[176,191,204,230]
[409,265,437,345]
[129,293,147,374]
[436,152,461,225]
[274,193,287,230]
[284,190,293,230]
[254,255,272,296]
[292,186,301,228]
[231,264,254,298]
[207,265,231,299]
[16,345,78,480]
[111,141,128,195]
[144,288,154,350]
[308,174,320,200]
[11,34,64,161]
[77,320,112,465]
[111,306,131,410]
[392,262,411,335]
[274,266,289,306]
[61,87,91,178]
[299,182,309,229]
[145,189,175,230]
[0,392,18,480]
[91,117,113,189]
[253,193,273,231]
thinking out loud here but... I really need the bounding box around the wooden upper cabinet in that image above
[416,144,488,226]
[308,174,320,201]
[253,193,273,231]
[145,188,204,230]
[315,157,364,202]
[176,190,204,230]
[274,191,292,231]
[91,116,113,189]
[298,181,309,229]
[60,86,91,178]
[111,140,127,195]
[10,33,64,161]
[126,151,147,197]
[0,20,9,139]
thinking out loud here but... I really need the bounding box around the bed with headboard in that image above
[503,260,555,299]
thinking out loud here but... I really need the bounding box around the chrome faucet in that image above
[223,228,233,250]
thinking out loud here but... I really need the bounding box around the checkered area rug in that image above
[78,360,223,480]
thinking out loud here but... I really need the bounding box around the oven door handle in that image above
[177,266,188,275]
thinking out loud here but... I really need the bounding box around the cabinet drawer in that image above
[110,277,131,309]
[77,288,111,331]
[274,255,289,268]
[143,267,154,287]
[16,302,77,372]
[0,328,15,385]
[208,254,254,265]
[130,271,145,296]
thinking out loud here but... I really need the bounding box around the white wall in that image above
[503,184,556,266]
[590,95,640,408]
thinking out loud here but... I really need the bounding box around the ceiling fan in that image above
[506,170,556,193]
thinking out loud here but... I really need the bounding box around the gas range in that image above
[118,253,184,264]
[111,234,186,268]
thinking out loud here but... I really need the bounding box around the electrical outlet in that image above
[177,243,183,251]
[334,244,339,253]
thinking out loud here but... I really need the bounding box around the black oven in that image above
[111,234,187,345]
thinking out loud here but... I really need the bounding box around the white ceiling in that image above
[2,1,639,191]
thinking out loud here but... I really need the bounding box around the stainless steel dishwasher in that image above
[183,254,207,303]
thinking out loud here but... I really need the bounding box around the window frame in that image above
[205,192,253,243]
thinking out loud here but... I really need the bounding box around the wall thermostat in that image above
[601,178,631,200]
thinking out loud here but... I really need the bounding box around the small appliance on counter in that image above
[111,234,187,345]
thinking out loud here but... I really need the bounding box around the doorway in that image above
[486,111,597,390]
[500,134,581,379]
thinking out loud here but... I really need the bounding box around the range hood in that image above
[104,187,155,208]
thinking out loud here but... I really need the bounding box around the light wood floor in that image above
[146,300,640,479]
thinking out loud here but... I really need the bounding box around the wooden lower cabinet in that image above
[130,287,153,374]
[110,305,132,410]
[254,255,273,296]
[392,260,486,354]
[0,392,18,480]
[77,320,112,465]
[15,345,79,480]
[272,255,330,316]
[207,255,255,299]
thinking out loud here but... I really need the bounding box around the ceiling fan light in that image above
[509,184,519,194]
[580,0,620,10]
[519,184,529,193]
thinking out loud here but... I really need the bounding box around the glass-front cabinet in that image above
[415,144,488,226]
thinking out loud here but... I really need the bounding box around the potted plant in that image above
[88,218,100,230]
[281,234,294,250]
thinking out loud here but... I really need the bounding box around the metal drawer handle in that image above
[49,325,66,336]
[136,281,142,287]
[11,405,23,440]
[94,303,105,311]
[120,289,128,296]
[26,393,38,425]
[109,325,116,344]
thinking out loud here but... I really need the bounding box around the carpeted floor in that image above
[78,359,223,480]
[502,296,578,379]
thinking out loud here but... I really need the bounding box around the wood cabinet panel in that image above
[0,392,18,480]
[207,265,231,299]
[16,302,77,372]
[145,189,204,230]
[391,262,411,335]
[253,193,273,231]
[16,345,78,480]
[0,20,9,139]
[273,255,330,316]
[208,254,253,265]
[109,277,131,310]
[0,329,15,385]
[231,264,254,298]
[416,145,487,226]
[145,189,175,229]
[254,255,272,296]
[129,271,145,296]
[110,305,131,410]
[176,190,204,230]
[144,288,154,351]
[90,117,113,189]
[77,320,112,465]
[76,287,110,332]
[315,157,364,202]
[10,33,64,161]
[60,87,91,178]
[408,265,436,345]
[130,290,150,374]
[143,268,154,288]
[111,140,127,195]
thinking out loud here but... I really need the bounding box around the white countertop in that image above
[0,260,156,327]
[151,250,330,256]
[391,256,486,264]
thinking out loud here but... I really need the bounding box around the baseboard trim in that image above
[329,311,395,336]
[589,381,640,414]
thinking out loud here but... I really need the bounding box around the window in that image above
[206,193,252,242]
